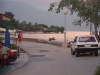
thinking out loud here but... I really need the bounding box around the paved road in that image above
[4,41,100,75]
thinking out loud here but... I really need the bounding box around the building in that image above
[0,13,11,21]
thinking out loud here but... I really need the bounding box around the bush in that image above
[10,44,18,49]
[0,37,3,41]
[94,66,100,75]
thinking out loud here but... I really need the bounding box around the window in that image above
[79,37,96,42]
[74,36,77,42]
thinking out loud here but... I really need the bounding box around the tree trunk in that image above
[94,24,98,41]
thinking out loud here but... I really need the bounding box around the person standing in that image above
[18,31,23,43]
[14,32,18,44]
[0,42,10,68]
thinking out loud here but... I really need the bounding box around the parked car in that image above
[67,41,74,47]
[71,35,99,57]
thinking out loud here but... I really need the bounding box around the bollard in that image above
[17,46,20,58]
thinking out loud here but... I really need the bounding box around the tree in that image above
[49,25,63,33]
[59,26,64,33]
[4,11,14,18]
[48,0,100,39]
[1,11,64,33]
[18,21,27,31]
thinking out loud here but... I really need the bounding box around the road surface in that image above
[4,41,100,75]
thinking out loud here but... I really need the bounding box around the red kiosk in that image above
[0,13,11,32]
[0,13,10,21]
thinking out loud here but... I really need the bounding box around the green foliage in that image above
[0,37,3,41]
[94,66,100,75]
[4,11,14,18]
[59,27,64,33]
[1,11,64,33]
[10,44,18,49]
[32,24,49,32]
[49,25,64,33]
[48,0,100,37]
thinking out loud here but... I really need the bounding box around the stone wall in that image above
[22,38,63,47]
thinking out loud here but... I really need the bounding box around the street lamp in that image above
[63,9,68,42]
[62,9,68,47]
[90,23,92,35]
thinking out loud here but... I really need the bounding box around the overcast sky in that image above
[0,0,93,31]
[1,0,60,11]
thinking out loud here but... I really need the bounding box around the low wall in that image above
[1,37,63,47]
[22,38,63,47]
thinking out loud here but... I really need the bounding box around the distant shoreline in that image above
[0,31,90,42]
[23,31,90,34]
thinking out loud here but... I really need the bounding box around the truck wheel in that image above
[94,51,98,56]
[71,48,75,55]
[75,50,79,57]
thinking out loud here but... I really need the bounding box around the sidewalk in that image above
[1,41,62,75]
[1,41,100,75]
[0,51,29,75]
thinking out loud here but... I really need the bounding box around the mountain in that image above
[0,1,92,31]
